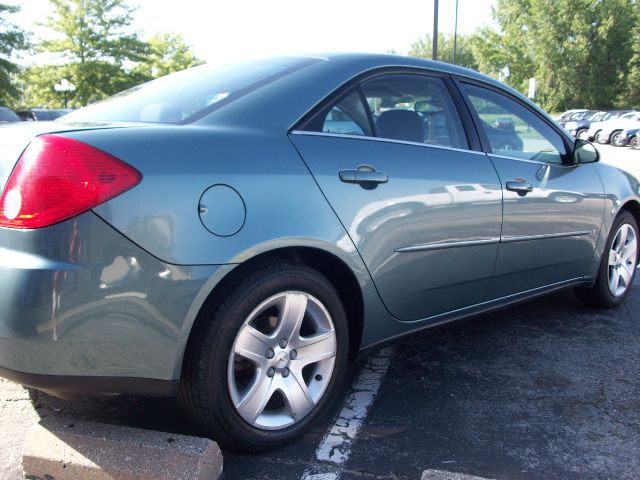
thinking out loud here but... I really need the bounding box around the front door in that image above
[459,82,605,299]
[290,73,503,321]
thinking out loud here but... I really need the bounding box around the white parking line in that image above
[300,347,395,480]
[421,469,495,480]
[300,473,339,480]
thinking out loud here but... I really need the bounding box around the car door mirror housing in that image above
[573,139,599,164]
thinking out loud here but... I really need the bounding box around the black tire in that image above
[575,211,639,308]
[576,129,589,140]
[631,135,640,150]
[179,261,349,452]
[595,130,609,144]
[611,130,624,147]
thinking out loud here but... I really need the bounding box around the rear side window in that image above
[321,90,373,136]
[63,57,319,124]
[362,74,468,149]
[301,72,469,150]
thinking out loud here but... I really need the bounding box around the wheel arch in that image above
[611,129,624,144]
[620,199,640,232]
[177,246,366,381]
[605,199,640,266]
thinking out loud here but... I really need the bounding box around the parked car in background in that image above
[587,111,640,144]
[564,111,611,139]
[0,106,20,123]
[554,109,589,123]
[557,110,598,129]
[494,116,516,132]
[614,127,640,147]
[483,119,523,151]
[16,108,73,122]
[0,53,637,451]
[603,110,635,120]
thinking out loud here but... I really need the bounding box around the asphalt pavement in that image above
[2,282,640,480]
[1,143,639,480]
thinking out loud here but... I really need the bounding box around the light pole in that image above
[54,79,76,109]
[453,0,459,64]
[432,0,439,61]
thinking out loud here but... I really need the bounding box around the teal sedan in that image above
[0,53,638,451]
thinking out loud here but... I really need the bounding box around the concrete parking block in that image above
[421,470,495,480]
[23,418,222,480]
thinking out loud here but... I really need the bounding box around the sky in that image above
[10,0,497,65]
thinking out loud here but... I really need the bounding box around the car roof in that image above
[203,52,556,133]
[311,52,511,87]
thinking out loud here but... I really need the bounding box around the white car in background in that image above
[588,111,640,144]
[554,109,589,123]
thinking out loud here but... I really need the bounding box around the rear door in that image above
[457,81,605,299]
[290,72,503,321]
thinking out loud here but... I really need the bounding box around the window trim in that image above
[451,77,575,164]
[292,67,483,153]
[443,76,483,152]
[289,129,488,157]
[488,152,580,169]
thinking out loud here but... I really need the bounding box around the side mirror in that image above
[573,139,599,164]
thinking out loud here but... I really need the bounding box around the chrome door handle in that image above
[506,180,534,196]
[339,169,388,185]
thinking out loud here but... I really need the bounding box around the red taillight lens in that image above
[0,134,141,229]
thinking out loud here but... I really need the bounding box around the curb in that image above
[23,418,223,480]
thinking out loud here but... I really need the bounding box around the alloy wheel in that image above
[596,131,608,144]
[227,291,337,430]
[607,223,638,297]
[611,132,624,146]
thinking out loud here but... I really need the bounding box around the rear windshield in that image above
[63,57,319,125]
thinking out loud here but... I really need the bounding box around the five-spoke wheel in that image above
[575,211,638,308]
[228,291,337,430]
[179,262,348,451]
[607,223,637,297]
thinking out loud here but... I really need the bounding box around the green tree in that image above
[20,65,65,107]
[468,29,535,95]
[624,5,640,108]
[25,0,149,107]
[134,33,203,79]
[408,33,478,70]
[21,61,144,108]
[469,0,635,111]
[0,4,28,107]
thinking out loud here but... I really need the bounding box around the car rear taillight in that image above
[0,134,141,229]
